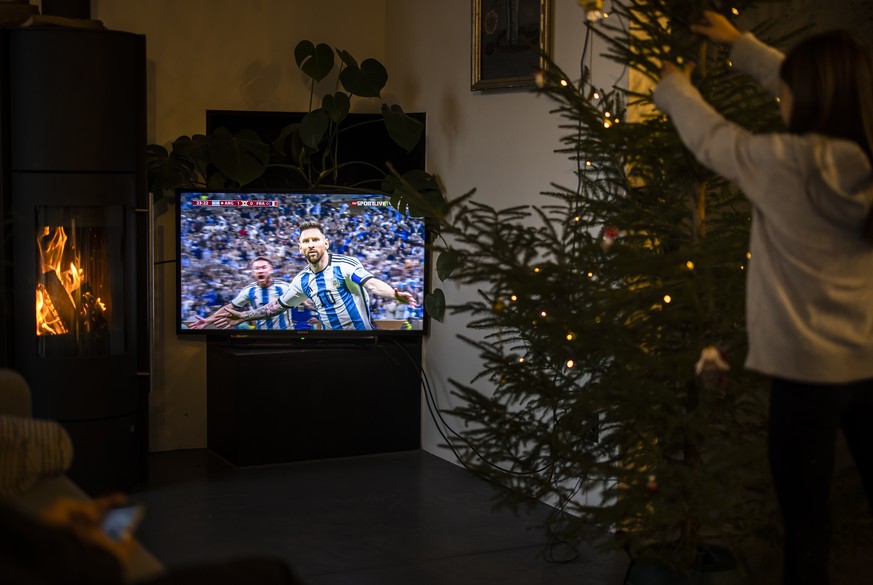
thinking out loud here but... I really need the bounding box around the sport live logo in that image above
[350,200,390,207]
[192,200,279,207]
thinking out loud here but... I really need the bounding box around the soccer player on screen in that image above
[189,256,293,330]
[214,221,417,331]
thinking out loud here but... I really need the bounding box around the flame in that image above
[38,225,67,275]
[65,262,83,294]
[35,226,105,336]
[35,286,68,335]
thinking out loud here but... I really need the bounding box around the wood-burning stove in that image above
[0,24,148,494]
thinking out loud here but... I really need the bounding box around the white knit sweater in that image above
[653,33,873,383]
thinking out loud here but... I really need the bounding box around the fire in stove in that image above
[36,226,108,336]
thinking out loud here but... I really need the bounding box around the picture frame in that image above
[471,0,551,91]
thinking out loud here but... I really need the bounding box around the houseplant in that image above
[147,39,448,317]
[147,40,442,210]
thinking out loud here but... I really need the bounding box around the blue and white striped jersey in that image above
[280,254,374,330]
[230,281,292,330]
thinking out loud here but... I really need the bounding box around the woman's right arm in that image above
[692,10,785,98]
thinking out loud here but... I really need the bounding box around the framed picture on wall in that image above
[471,0,551,91]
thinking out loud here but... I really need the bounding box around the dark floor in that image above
[130,449,629,585]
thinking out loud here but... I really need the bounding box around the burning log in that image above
[37,270,76,334]
[74,282,108,332]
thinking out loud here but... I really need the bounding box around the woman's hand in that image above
[39,495,136,574]
[660,60,696,82]
[690,10,742,45]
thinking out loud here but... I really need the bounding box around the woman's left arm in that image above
[653,66,766,191]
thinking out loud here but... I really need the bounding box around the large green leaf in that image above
[339,58,387,98]
[146,144,170,185]
[147,144,197,199]
[271,122,300,157]
[381,104,423,153]
[294,40,334,82]
[336,48,358,69]
[322,92,350,124]
[206,170,232,190]
[436,250,460,282]
[171,134,210,163]
[299,110,330,149]
[207,127,269,186]
[385,170,446,219]
[424,289,446,322]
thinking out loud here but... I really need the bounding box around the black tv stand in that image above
[206,333,382,350]
[206,337,422,466]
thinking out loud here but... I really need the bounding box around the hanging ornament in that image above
[646,474,658,496]
[578,0,604,22]
[601,225,623,251]
[694,345,730,390]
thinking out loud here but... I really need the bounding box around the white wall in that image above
[93,0,388,139]
[86,0,623,458]
[384,0,625,462]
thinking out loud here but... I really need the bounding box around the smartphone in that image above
[101,503,145,541]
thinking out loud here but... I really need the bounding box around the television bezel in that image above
[174,188,431,341]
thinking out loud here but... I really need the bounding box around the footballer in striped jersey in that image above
[189,256,293,330]
[215,221,417,331]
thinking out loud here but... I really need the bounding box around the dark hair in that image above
[780,30,873,159]
[298,221,327,237]
[779,30,873,243]
[250,256,273,268]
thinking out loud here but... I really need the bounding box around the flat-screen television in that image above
[176,189,429,339]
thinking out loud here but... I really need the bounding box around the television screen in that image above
[176,190,428,337]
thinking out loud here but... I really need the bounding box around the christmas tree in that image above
[397,0,805,573]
